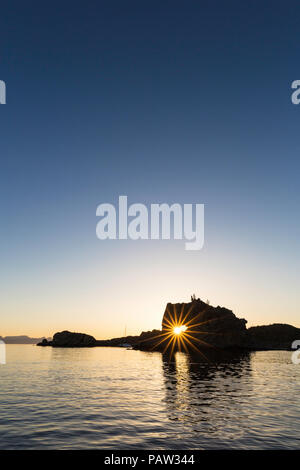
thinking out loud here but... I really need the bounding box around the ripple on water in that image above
[0,346,299,449]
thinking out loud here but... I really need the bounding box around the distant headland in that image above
[37,297,300,353]
[0,335,51,344]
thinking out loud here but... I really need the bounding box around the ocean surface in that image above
[0,345,299,449]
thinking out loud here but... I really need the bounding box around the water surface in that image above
[0,345,299,449]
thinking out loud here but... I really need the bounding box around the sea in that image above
[0,345,299,449]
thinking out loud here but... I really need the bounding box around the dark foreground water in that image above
[0,345,299,449]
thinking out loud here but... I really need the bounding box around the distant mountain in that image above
[0,335,51,344]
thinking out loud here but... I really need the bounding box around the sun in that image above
[173,325,187,335]
[137,303,215,356]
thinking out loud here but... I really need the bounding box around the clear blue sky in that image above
[0,0,299,337]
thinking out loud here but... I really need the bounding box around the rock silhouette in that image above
[247,324,300,350]
[134,299,300,352]
[135,298,248,352]
[38,330,96,347]
[38,329,161,348]
[163,299,248,348]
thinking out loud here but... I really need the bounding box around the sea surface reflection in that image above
[162,351,253,441]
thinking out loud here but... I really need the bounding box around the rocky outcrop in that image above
[37,329,162,348]
[95,329,162,347]
[135,299,248,352]
[247,324,300,350]
[135,301,300,353]
[37,330,96,347]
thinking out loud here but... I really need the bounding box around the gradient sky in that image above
[0,0,299,338]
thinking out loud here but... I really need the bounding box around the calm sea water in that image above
[0,345,299,449]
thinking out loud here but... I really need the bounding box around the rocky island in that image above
[38,331,97,347]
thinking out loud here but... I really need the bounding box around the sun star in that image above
[173,325,187,335]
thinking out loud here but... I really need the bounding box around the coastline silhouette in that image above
[37,297,300,354]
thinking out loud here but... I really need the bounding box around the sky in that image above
[0,0,299,338]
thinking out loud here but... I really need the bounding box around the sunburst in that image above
[173,325,187,335]
[136,304,221,361]
[136,303,229,361]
